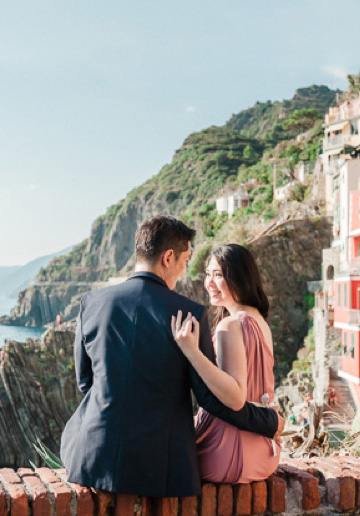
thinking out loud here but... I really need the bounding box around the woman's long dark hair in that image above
[209,244,269,327]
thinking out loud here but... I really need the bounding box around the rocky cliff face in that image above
[2,86,337,329]
[0,283,93,327]
[1,217,332,382]
[0,330,80,468]
[0,217,331,466]
[248,217,332,382]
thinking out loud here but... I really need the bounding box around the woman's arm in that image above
[171,311,247,411]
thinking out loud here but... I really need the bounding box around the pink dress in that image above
[195,313,281,483]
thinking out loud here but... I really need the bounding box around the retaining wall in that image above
[1,457,360,515]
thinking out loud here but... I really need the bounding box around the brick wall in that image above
[1,457,360,515]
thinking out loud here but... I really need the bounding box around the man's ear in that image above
[161,249,174,268]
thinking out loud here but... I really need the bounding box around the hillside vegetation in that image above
[38,85,337,282]
[226,85,337,140]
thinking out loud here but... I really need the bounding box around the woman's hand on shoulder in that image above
[171,310,200,360]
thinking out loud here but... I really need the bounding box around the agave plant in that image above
[31,438,63,469]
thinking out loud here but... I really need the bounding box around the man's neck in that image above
[135,262,167,284]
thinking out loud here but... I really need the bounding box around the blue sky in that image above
[1,0,359,265]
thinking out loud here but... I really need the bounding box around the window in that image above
[346,334,355,358]
[326,265,334,280]
[340,332,347,355]
[338,284,341,307]
[344,284,348,307]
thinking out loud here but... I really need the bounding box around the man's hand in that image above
[273,409,284,443]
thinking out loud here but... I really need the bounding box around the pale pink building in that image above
[323,95,360,215]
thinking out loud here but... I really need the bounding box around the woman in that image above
[171,244,280,483]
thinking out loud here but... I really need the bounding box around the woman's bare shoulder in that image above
[216,315,243,335]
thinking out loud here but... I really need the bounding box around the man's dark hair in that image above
[135,215,196,264]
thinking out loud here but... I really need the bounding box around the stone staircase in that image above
[323,374,356,429]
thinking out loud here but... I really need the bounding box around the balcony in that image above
[323,134,352,150]
[325,108,360,124]
[350,258,360,275]
[349,309,360,325]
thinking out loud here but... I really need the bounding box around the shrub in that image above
[188,245,212,278]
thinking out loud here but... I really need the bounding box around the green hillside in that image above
[226,85,337,141]
[39,84,337,282]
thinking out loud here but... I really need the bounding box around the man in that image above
[60,215,283,497]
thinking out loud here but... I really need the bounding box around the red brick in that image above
[279,463,320,511]
[200,483,216,516]
[23,475,52,516]
[70,483,94,516]
[6,483,28,516]
[0,484,8,516]
[17,468,35,477]
[301,475,320,511]
[267,475,286,513]
[338,477,355,511]
[180,496,197,516]
[234,483,252,515]
[139,497,151,516]
[217,484,233,516]
[35,468,60,484]
[92,489,115,516]
[252,481,267,514]
[114,493,137,516]
[151,497,178,516]
[355,478,360,507]
[0,468,21,484]
[50,482,72,516]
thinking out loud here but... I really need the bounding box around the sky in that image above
[1,0,359,266]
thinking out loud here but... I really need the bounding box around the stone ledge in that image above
[0,458,360,515]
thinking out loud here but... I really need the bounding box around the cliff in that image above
[0,330,80,468]
[248,217,332,382]
[0,85,335,386]
[2,218,331,386]
[0,216,331,467]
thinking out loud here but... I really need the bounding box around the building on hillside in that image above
[313,158,360,405]
[332,159,360,267]
[273,181,295,201]
[333,187,360,402]
[216,186,250,217]
[322,95,360,215]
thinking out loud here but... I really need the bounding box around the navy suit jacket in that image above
[60,272,277,497]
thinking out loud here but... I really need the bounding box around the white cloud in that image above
[322,66,349,81]
[185,106,196,113]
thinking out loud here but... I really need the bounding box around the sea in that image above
[0,296,45,347]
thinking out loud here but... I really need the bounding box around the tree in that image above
[243,144,259,162]
[347,73,360,96]
[282,109,321,134]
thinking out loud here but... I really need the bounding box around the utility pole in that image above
[273,164,277,203]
